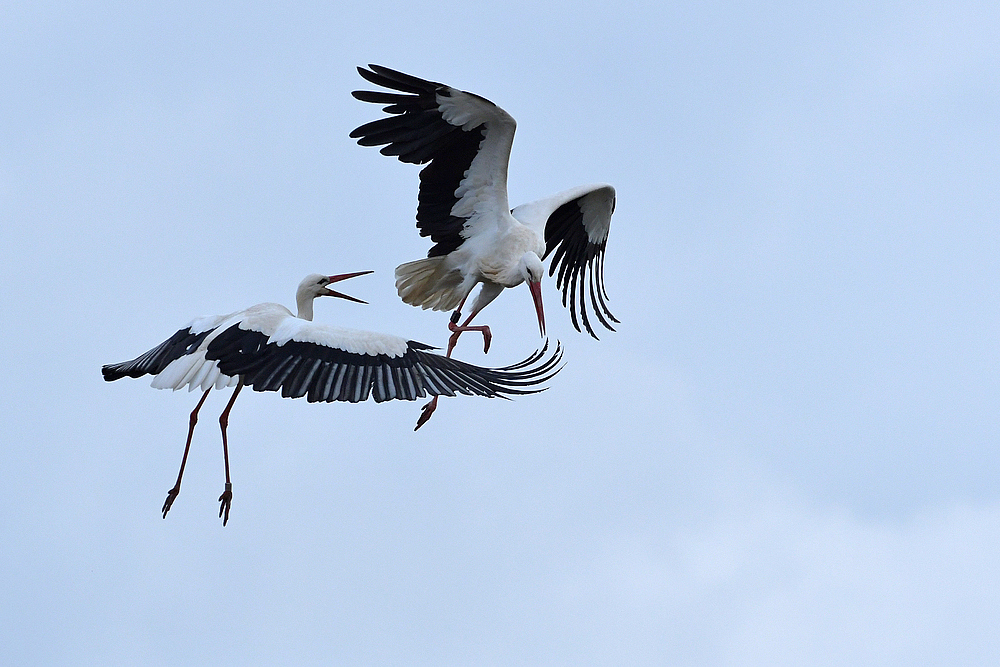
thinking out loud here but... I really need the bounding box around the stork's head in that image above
[295,271,373,320]
[519,252,546,337]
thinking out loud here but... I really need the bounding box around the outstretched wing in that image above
[350,64,517,257]
[101,314,234,382]
[206,318,563,404]
[513,184,618,338]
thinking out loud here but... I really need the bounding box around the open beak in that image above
[528,280,545,337]
[323,270,374,304]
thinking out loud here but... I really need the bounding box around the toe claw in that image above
[218,483,233,526]
[162,486,180,519]
[415,397,438,431]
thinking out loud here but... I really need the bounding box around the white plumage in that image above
[265,317,410,357]
[103,272,562,525]
[350,65,619,355]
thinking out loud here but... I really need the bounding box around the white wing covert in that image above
[350,64,517,257]
[100,312,236,387]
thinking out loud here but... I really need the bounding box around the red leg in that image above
[415,299,491,431]
[415,302,463,430]
[414,396,438,431]
[163,388,212,519]
[447,308,492,356]
[217,379,243,526]
[416,314,491,431]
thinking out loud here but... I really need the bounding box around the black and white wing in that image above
[205,317,563,403]
[513,184,618,338]
[101,313,236,385]
[350,64,516,257]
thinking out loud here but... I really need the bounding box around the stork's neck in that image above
[295,294,317,321]
[495,250,544,287]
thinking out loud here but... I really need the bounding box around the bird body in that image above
[103,272,562,524]
[138,306,412,396]
[395,217,545,313]
[351,65,618,345]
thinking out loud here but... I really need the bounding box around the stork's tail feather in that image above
[395,257,467,312]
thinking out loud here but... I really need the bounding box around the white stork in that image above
[102,272,562,525]
[350,64,617,425]
[349,65,619,348]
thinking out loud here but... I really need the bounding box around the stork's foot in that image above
[447,322,492,355]
[218,483,233,526]
[162,485,180,519]
[415,396,439,431]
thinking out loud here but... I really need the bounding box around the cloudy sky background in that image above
[3,1,999,664]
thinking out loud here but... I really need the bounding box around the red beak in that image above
[323,270,374,304]
[528,280,545,337]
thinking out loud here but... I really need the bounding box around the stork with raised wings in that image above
[350,65,618,345]
[349,64,617,425]
[103,272,562,525]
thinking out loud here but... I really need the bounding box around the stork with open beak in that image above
[103,271,562,524]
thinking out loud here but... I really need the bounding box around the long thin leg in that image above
[415,307,491,431]
[163,388,212,519]
[217,379,244,526]
[415,395,439,431]
[442,293,470,354]
[446,307,491,356]
[417,283,504,430]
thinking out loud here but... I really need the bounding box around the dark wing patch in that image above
[415,126,484,257]
[206,324,564,403]
[350,64,487,258]
[102,327,215,381]
[543,195,619,338]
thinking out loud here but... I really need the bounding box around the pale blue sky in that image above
[2,1,999,664]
